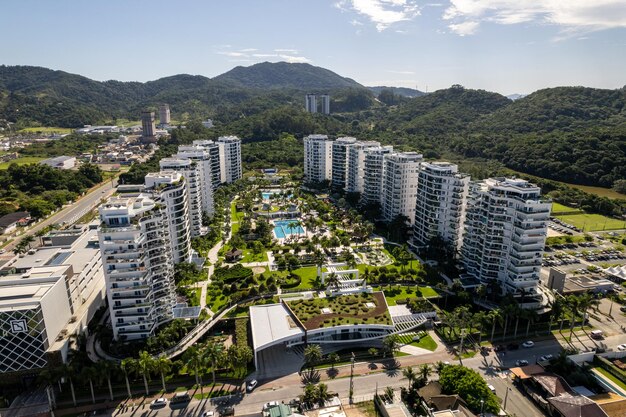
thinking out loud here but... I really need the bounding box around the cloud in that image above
[215,47,310,64]
[274,48,299,54]
[279,54,311,63]
[217,51,247,57]
[239,48,258,52]
[351,19,364,26]
[388,70,415,74]
[336,0,421,31]
[443,0,626,37]
[252,53,279,58]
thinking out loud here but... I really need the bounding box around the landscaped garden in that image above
[287,292,392,329]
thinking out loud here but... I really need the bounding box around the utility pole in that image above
[459,329,466,366]
[503,386,511,411]
[349,351,356,404]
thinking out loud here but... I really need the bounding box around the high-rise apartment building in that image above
[159,104,171,125]
[411,162,469,252]
[98,194,176,341]
[305,94,317,113]
[361,145,394,206]
[346,141,380,194]
[144,172,192,264]
[159,158,203,237]
[320,94,330,115]
[141,111,156,142]
[460,178,551,307]
[218,136,242,183]
[331,137,357,190]
[304,134,333,184]
[175,144,216,216]
[381,152,422,224]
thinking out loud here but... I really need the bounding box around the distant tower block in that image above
[305,94,317,113]
[320,94,330,114]
[159,104,171,125]
[140,110,157,143]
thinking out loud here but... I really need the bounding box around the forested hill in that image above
[213,62,363,90]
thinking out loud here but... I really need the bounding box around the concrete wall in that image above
[39,279,72,349]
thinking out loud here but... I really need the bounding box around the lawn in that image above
[206,292,229,313]
[0,157,45,169]
[375,285,439,306]
[241,249,268,263]
[274,266,318,290]
[551,202,582,214]
[593,367,626,392]
[18,126,73,134]
[398,332,437,351]
[550,202,626,231]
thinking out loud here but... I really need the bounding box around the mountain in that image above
[368,86,426,98]
[506,94,526,101]
[213,62,364,90]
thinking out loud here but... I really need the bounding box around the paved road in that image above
[0,178,117,260]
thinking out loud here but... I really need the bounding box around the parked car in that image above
[507,342,520,350]
[488,384,496,394]
[617,344,626,351]
[522,341,535,348]
[494,344,506,352]
[150,398,168,408]
[515,359,529,366]
[539,354,554,362]
[247,379,258,392]
[201,412,214,417]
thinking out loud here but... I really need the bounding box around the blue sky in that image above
[1,0,625,94]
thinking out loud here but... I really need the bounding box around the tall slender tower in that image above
[305,94,317,113]
[159,104,171,125]
[320,94,330,114]
[381,152,422,224]
[141,111,157,143]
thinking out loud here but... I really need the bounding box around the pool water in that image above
[273,220,304,238]
[262,190,292,200]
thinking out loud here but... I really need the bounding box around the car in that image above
[246,379,258,392]
[488,384,496,394]
[522,341,535,348]
[515,359,529,366]
[539,354,554,362]
[201,412,215,417]
[494,344,506,352]
[507,343,519,350]
[150,398,168,408]
[618,344,626,351]
[620,306,626,313]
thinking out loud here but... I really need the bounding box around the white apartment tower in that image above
[159,104,171,125]
[361,145,394,206]
[98,194,176,341]
[304,134,333,184]
[305,94,317,113]
[331,137,357,190]
[176,143,218,215]
[381,152,423,224]
[320,94,330,114]
[346,141,381,194]
[144,172,192,264]
[218,136,242,183]
[411,162,469,252]
[460,178,551,307]
[159,158,203,237]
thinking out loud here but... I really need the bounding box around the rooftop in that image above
[286,292,392,330]
[0,274,62,311]
[249,303,305,351]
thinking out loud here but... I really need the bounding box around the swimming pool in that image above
[273,220,304,238]
[262,190,292,200]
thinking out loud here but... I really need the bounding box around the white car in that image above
[522,341,535,348]
[539,354,554,362]
[515,359,529,366]
[488,384,496,393]
[618,344,626,351]
[201,412,214,417]
[150,398,168,408]
[247,379,258,392]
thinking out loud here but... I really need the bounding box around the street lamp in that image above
[503,387,512,411]
[349,351,355,404]
[459,329,467,366]
[480,399,484,417]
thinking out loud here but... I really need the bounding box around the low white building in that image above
[39,156,76,170]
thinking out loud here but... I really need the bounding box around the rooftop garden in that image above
[286,292,392,330]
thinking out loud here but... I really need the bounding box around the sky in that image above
[1,0,625,95]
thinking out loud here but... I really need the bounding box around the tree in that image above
[301,384,317,408]
[439,365,499,414]
[402,366,416,389]
[154,356,172,392]
[316,383,332,407]
[368,347,379,357]
[418,363,431,383]
[613,179,626,195]
[489,309,502,342]
[135,351,155,396]
[304,344,323,370]
[120,358,134,398]
[80,366,98,404]
[382,334,401,358]
[59,363,77,407]
[203,342,224,385]
[96,360,116,401]
[325,272,340,291]
[384,386,395,403]
[184,346,205,387]
[327,353,340,370]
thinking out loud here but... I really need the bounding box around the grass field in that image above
[552,203,626,231]
[551,202,583,214]
[0,157,45,169]
[566,184,626,200]
[18,127,73,134]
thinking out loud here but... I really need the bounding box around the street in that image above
[0,177,117,259]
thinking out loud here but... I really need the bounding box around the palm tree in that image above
[96,360,116,401]
[489,309,502,342]
[578,293,600,329]
[316,383,332,407]
[59,363,77,407]
[184,346,205,387]
[203,342,224,385]
[304,344,323,370]
[120,358,134,398]
[135,351,155,396]
[326,272,340,291]
[567,295,580,338]
[154,356,172,392]
[382,334,401,358]
[384,386,395,403]
[402,366,416,389]
[525,309,538,337]
[327,353,340,371]
[418,363,431,383]
[81,366,98,404]
[434,361,446,376]
[548,297,565,334]
[301,384,317,408]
